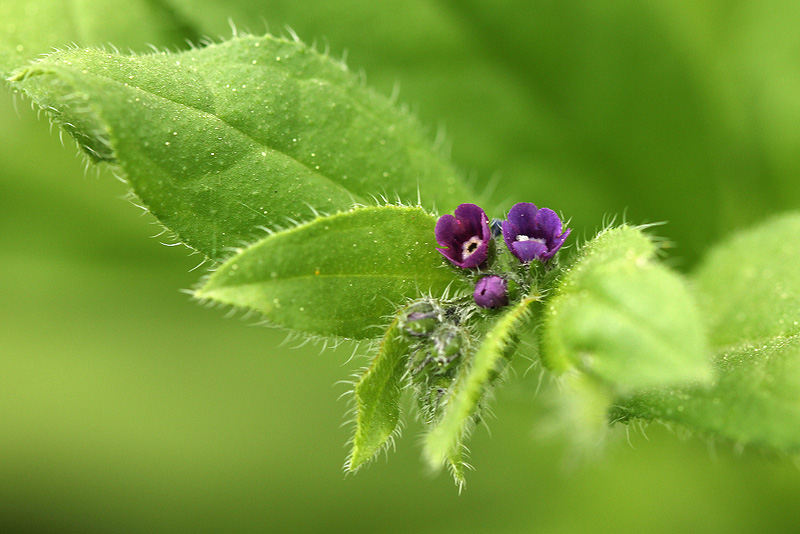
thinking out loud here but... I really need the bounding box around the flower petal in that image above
[506,202,538,236]
[454,203,486,238]
[435,214,460,248]
[511,239,549,262]
[540,227,571,260]
[501,219,516,250]
[534,208,563,242]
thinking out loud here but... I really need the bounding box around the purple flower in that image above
[473,276,508,309]
[435,203,491,269]
[501,203,570,262]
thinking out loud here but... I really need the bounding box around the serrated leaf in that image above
[542,226,712,392]
[0,0,199,76]
[9,35,471,260]
[346,312,410,472]
[424,295,539,472]
[196,205,468,339]
[613,214,800,452]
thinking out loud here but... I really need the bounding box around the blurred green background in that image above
[2,1,800,532]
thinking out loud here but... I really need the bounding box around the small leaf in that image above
[424,295,539,471]
[196,206,468,339]
[0,0,199,76]
[542,225,712,392]
[346,312,411,472]
[613,214,800,452]
[9,35,472,260]
[445,444,469,493]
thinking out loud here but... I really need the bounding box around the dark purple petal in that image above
[501,220,519,253]
[501,202,570,262]
[435,214,462,264]
[502,203,537,252]
[453,204,483,236]
[510,239,549,262]
[507,202,538,235]
[435,203,490,269]
[473,276,508,309]
[540,227,571,261]
[534,209,562,243]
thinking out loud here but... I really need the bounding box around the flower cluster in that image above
[435,202,570,309]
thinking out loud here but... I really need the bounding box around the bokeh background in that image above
[2,1,800,532]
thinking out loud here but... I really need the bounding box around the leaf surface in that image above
[614,214,800,452]
[10,35,471,259]
[694,213,800,348]
[0,0,198,76]
[346,312,410,471]
[196,206,467,339]
[542,226,712,392]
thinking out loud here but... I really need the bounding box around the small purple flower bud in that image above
[473,276,508,309]
[435,203,491,269]
[501,202,570,263]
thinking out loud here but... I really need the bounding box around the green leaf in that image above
[542,226,712,392]
[694,213,800,348]
[346,312,410,472]
[0,0,199,76]
[424,295,539,473]
[613,335,800,453]
[9,35,471,260]
[613,214,800,452]
[196,205,468,339]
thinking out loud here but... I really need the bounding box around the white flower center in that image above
[516,235,546,245]
[462,236,482,258]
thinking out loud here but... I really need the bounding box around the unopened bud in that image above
[402,301,441,336]
[432,324,467,371]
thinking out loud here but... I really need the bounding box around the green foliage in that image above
[424,295,540,478]
[695,213,800,347]
[613,214,800,453]
[9,34,470,260]
[542,226,712,392]
[615,336,800,453]
[0,0,199,76]
[346,312,411,472]
[196,206,467,339]
[4,0,800,500]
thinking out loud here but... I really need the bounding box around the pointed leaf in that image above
[424,295,539,469]
[196,206,468,339]
[542,226,712,392]
[346,313,410,472]
[9,35,472,260]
